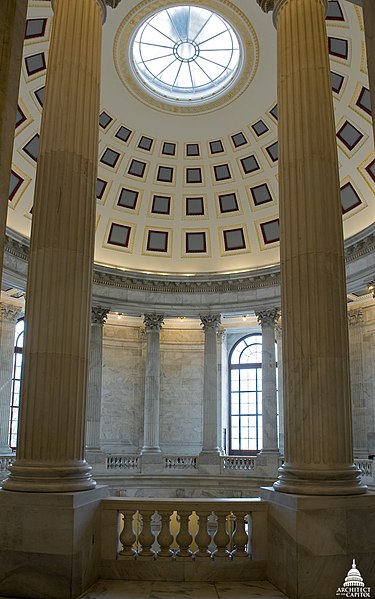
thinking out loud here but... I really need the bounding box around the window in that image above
[229,334,263,455]
[228,334,278,455]
[9,319,24,450]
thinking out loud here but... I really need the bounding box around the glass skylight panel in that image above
[132,5,241,103]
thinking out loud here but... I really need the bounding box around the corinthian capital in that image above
[200,314,221,331]
[91,306,110,325]
[257,0,275,12]
[0,302,23,323]
[144,313,164,332]
[255,307,280,327]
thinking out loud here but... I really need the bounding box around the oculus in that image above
[131,5,241,104]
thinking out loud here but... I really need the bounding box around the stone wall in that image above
[101,318,205,455]
[348,303,375,457]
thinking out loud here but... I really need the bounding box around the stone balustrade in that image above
[101,497,268,578]
[0,455,14,472]
[106,455,140,471]
[221,457,256,471]
[354,459,375,486]
[164,456,197,469]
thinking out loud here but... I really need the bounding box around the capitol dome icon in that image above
[343,560,365,587]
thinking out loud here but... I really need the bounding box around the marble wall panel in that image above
[160,330,204,453]
[101,325,144,452]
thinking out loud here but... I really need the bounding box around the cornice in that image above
[4,223,375,294]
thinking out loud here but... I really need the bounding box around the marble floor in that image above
[77,579,289,599]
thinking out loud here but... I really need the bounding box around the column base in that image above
[274,463,367,495]
[261,486,375,599]
[0,445,13,455]
[2,460,96,492]
[141,447,161,454]
[0,485,108,599]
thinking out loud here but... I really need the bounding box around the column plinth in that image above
[258,0,365,495]
[200,314,221,455]
[256,308,280,455]
[141,314,164,454]
[3,0,108,492]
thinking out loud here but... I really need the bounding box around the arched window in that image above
[9,319,24,450]
[229,334,263,455]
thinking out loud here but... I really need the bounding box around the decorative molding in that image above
[4,226,375,295]
[255,307,280,327]
[200,314,221,331]
[91,306,110,325]
[0,303,23,323]
[144,313,164,331]
[348,309,363,326]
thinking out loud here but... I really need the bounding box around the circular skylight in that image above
[131,5,241,103]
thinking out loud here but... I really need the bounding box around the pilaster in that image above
[86,307,110,455]
[200,314,221,459]
[141,313,164,454]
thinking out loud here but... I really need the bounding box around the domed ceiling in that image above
[7,0,375,274]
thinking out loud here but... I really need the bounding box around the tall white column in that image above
[200,314,221,455]
[142,313,164,453]
[3,0,120,492]
[0,301,22,453]
[86,307,109,452]
[258,0,365,494]
[275,321,284,455]
[256,308,280,454]
[0,0,28,282]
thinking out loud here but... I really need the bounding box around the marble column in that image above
[362,0,375,142]
[0,301,22,453]
[256,308,280,454]
[3,0,114,492]
[142,313,164,453]
[348,309,367,458]
[275,321,284,455]
[0,0,28,283]
[200,314,221,455]
[258,0,365,494]
[86,307,109,453]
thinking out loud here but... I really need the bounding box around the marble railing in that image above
[354,459,374,483]
[101,497,267,563]
[164,456,197,469]
[0,456,14,471]
[221,456,256,471]
[106,455,140,471]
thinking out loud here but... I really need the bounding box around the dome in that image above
[343,559,365,587]
[7,0,375,275]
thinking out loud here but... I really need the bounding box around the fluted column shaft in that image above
[3,0,106,492]
[256,308,280,453]
[275,323,284,455]
[200,315,221,454]
[0,1,28,282]
[348,310,367,458]
[258,0,365,494]
[86,307,109,451]
[362,0,375,143]
[142,314,164,453]
[0,302,22,453]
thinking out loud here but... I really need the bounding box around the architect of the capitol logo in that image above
[336,560,371,597]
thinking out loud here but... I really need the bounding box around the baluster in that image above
[232,512,249,557]
[119,510,137,557]
[176,510,193,558]
[157,510,173,557]
[138,510,156,559]
[195,511,212,558]
[213,511,230,558]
